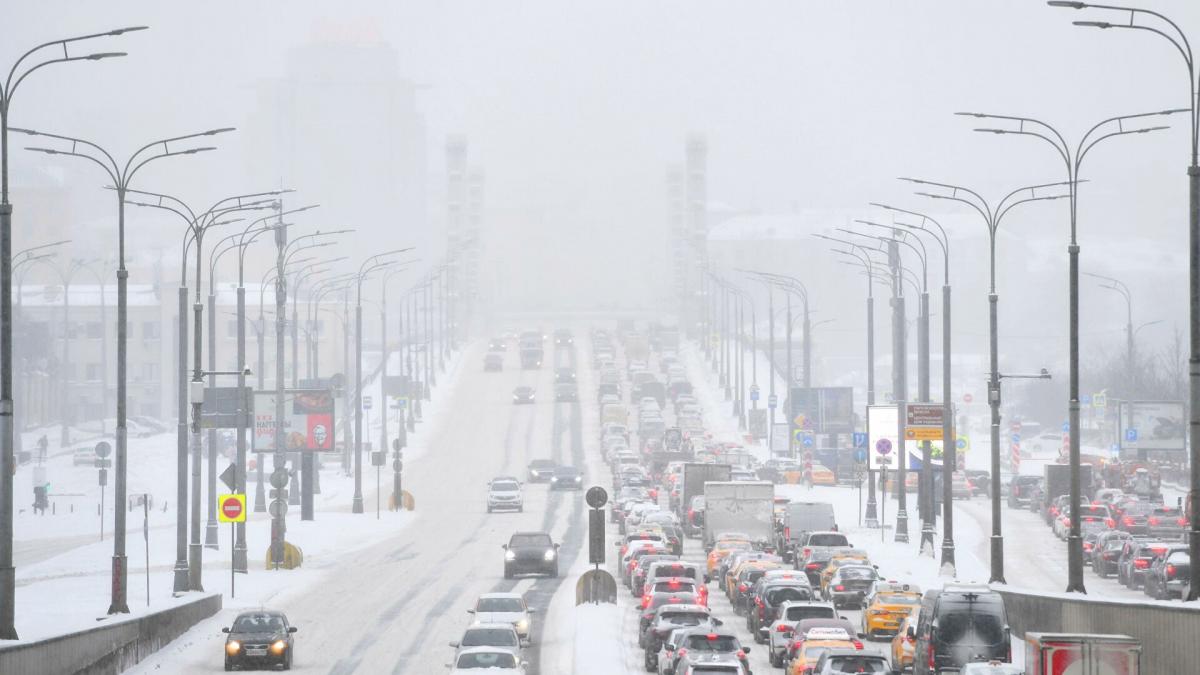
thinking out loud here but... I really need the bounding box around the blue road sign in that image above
[854,448,867,463]
[801,434,814,448]
[1011,434,1021,443]
[1125,428,1139,443]
[750,385,760,402]
[956,438,967,450]
[1061,421,1070,433]
[1082,394,1092,405]
[853,432,868,449]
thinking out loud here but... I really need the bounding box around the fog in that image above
[4,1,1198,422]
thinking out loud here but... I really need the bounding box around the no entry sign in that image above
[218,494,247,523]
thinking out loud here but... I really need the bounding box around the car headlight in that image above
[516,619,529,632]
[574,476,582,482]
[505,550,516,561]
[225,641,241,656]
[544,549,557,561]
[270,639,287,654]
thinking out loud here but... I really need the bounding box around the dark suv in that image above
[1007,475,1042,508]
[502,531,559,578]
[1144,547,1190,600]
[912,584,1010,675]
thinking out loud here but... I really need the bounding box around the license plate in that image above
[246,648,268,656]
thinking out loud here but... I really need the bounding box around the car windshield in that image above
[455,651,517,668]
[477,597,524,612]
[685,635,739,651]
[837,567,876,580]
[509,534,552,547]
[232,614,286,632]
[826,656,889,673]
[462,628,517,647]
[491,481,519,492]
[786,606,835,621]
[937,603,1006,646]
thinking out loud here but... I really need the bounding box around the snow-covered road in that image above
[132,337,594,674]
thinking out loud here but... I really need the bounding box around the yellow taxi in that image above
[787,627,863,675]
[725,559,782,602]
[810,464,837,486]
[818,551,871,594]
[861,581,922,638]
[890,612,918,672]
[705,536,752,579]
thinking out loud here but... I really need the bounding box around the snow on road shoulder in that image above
[573,603,624,675]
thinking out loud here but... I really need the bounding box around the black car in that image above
[912,584,1010,675]
[549,465,583,490]
[554,329,574,346]
[1091,530,1132,577]
[527,459,556,482]
[488,337,507,351]
[512,386,535,404]
[554,382,579,402]
[555,367,576,383]
[222,610,297,671]
[503,531,559,578]
[1007,475,1042,508]
[1144,546,1190,600]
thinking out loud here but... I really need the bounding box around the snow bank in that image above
[573,603,624,675]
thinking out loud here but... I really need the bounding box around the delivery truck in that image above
[703,481,775,550]
[1024,632,1140,675]
[678,462,732,529]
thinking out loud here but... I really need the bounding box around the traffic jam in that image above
[591,324,1143,675]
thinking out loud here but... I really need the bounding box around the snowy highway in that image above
[134,337,597,674]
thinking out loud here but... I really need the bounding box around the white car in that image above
[959,662,1024,675]
[448,646,525,673]
[487,479,523,513]
[449,622,523,659]
[469,593,534,640]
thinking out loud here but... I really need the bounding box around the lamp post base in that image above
[1065,534,1086,593]
[253,465,266,512]
[0,566,17,639]
[989,535,1005,585]
[940,541,956,577]
[894,509,909,543]
[172,559,189,593]
[203,520,219,549]
[188,542,203,591]
[351,495,364,514]
[919,523,936,557]
[106,554,129,615]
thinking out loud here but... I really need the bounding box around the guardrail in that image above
[996,586,1200,673]
[0,593,221,675]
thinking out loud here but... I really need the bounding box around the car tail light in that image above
[785,527,791,541]
[1083,542,1094,552]
[738,583,748,593]
[834,584,845,592]
[1123,517,1135,526]
[677,648,687,658]
[687,508,695,521]
[1134,558,1150,570]
[1149,517,1161,526]
[736,650,746,659]
[802,547,811,558]
[928,643,936,669]
[706,633,718,641]
[1105,518,1116,528]
[852,639,864,649]
[641,595,650,608]
[668,579,681,590]
[1167,564,1177,578]
[806,563,821,570]
[1178,517,1188,526]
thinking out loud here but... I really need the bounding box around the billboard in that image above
[200,386,254,429]
[748,409,768,441]
[1124,401,1185,452]
[789,386,854,434]
[253,389,336,452]
[868,404,934,471]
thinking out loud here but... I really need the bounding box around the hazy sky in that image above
[3,1,1198,401]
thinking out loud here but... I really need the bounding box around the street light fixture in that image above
[0,27,144,635]
[16,124,234,613]
[908,176,1070,583]
[959,107,1180,593]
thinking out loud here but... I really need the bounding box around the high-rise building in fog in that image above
[246,26,427,258]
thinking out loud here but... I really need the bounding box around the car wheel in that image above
[224,659,233,672]
[769,650,781,668]
[504,566,513,579]
[551,565,559,578]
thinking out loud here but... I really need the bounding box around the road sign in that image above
[268,500,288,518]
[1125,428,1139,443]
[363,395,373,410]
[963,393,973,404]
[1011,434,1021,443]
[1093,392,1107,409]
[200,386,254,429]
[905,427,942,441]
[1081,394,1092,405]
[269,469,289,489]
[854,448,867,463]
[853,432,868,449]
[905,403,944,441]
[749,385,760,402]
[801,434,814,448]
[218,494,246,523]
[95,441,112,459]
[585,486,608,509]
[372,451,385,467]
[768,394,777,409]
[876,438,892,456]
[219,463,238,491]
[98,468,107,486]
[93,458,112,469]
[1061,421,1070,433]
[956,436,968,451]
[1011,421,1022,433]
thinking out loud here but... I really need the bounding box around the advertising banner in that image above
[789,386,854,434]
[1123,401,1185,452]
[253,389,336,452]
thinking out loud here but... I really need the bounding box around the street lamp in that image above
[353,250,413,514]
[18,124,234,613]
[908,176,1071,583]
[958,107,1181,593]
[0,27,143,638]
[873,203,958,572]
[817,233,883,528]
[1048,0,1200,601]
[1082,272,1138,398]
[128,189,285,591]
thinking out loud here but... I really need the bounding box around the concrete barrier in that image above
[996,586,1200,673]
[0,593,221,675]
